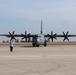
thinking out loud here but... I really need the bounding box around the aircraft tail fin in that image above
[40,20,43,34]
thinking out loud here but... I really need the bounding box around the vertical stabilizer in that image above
[41,20,43,34]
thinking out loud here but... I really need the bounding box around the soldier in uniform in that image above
[10,39,14,52]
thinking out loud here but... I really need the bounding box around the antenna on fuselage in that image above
[41,20,43,34]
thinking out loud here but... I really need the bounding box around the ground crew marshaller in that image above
[10,39,14,52]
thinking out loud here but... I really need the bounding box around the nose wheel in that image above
[32,43,39,47]
[33,44,35,47]
[44,41,47,47]
[44,44,47,47]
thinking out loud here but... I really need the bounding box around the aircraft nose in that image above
[37,38,44,44]
[37,38,42,42]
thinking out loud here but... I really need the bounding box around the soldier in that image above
[10,39,14,52]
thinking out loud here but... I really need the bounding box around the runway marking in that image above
[0,54,76,60]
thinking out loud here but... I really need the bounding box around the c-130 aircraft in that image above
[0,20,76,47]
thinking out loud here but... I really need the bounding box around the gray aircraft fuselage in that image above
[32,34,47,47]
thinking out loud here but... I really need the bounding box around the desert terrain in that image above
[0,42,76,75]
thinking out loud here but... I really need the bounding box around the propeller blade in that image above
[22,37,24,39]
[51,38,53,42]
[28,33,31,37]
[63,31,69,41]
[13,37,16,40]
[48,37,53,42]
[54,33,57,36]
[9,32,12,36]
[47,31,57,42]
[63,38,66,41]
[21,31,29,42]
[9,31,16,40]
[54,37,57,40]
[25,38,27,42]
[63,32,65,35]
[63,37,69,41]
[67,38,69,41]
[25,31,27,36]
[48,37,50,41]
[51,31,53,36]
[28,37,31,42]
[21,34,24,36]
[66,31,69,35]
[54,33,57,40]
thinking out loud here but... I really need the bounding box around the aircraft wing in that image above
[56,34,76,41]
[0,31,38,41]
[44,31,76,42]
[0,31,76,42]
[0,31,25,40]
[0,34,23,40]
[0,34,21,37]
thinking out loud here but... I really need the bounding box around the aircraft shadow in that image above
[20,45,42,48]
[20,46,33,48]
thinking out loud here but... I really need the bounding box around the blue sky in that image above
[0,0,76,41]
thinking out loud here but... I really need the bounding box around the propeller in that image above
[21,31,31,42]
[47,31,57,42]
[9,31,16,40]
[63,31,69,41]
[27,33,31,42]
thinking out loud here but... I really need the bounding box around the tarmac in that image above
[0,42,76,75]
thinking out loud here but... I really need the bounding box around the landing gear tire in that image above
[36,45,39,47]
[44,41,47,47]
[33,44,35,47]
[44,44,47,47]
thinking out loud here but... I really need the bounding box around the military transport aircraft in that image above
[0,20,76,47]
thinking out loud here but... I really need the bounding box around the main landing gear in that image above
[32,43,47,47]
[32,43,39,47]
